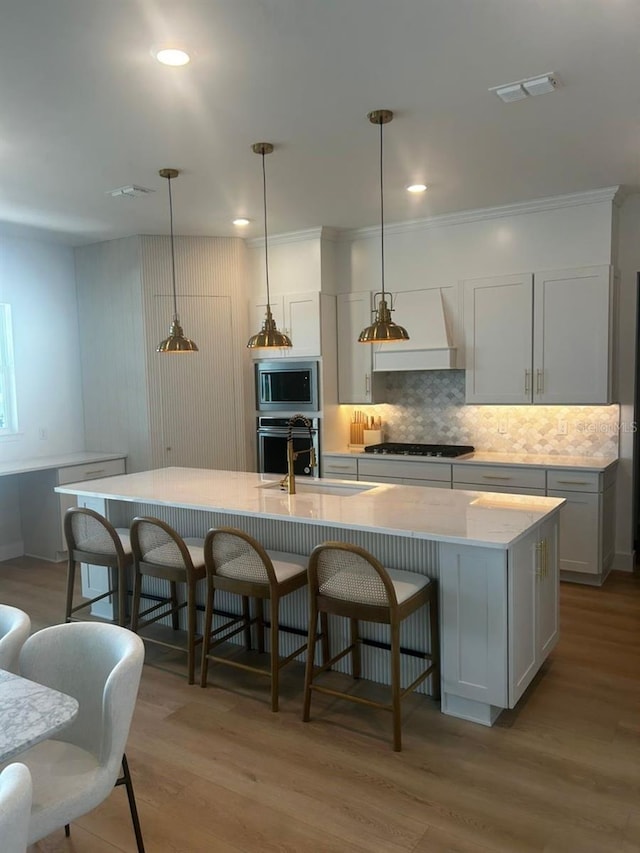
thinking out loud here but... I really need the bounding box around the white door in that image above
[547,489,600,574]
[283,292,321,358]
[463,274,533,403]
[151,295,244,470]
[533,266,611,404]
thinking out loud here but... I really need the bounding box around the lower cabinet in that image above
[439,515,559,725]
[322,453,617,585]
[19,457,126,562]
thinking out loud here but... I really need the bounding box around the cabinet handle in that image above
[328,464,351,471]
[535,539,548,578]
[482,475,512,481]
[365,374,371,396]
[555,479,589,486]
[524,369,531,394]
[83,469,105,477]
[543,538,548,578]
[536,369,544,394]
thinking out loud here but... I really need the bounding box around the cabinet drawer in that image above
[322,456,358,477]
[358,458,452,483]
[57,458,126,485]
[546,469,601,493]
[452,464,545,490]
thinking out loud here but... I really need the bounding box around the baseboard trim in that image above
[612,551,635,573]
[0,540,24,561]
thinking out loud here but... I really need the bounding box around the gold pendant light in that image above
[156,168,199,353]
[358,110,410,344]
[247,143,292,350]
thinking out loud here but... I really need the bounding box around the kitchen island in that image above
[57,467,564,726]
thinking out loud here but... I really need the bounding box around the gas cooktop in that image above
[364,442,475,458]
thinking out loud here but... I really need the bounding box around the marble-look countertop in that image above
[324,448,618,472]
[56,467,564,549]
[0,451,126,478]
[0,670,79,762]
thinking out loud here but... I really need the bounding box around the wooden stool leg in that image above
[269,596,280,712]
[242,595,252,650]
[64,557,76,623]
[130,569,142,632]
[390,619,402,752]
[302,599,319,722]
[256,598,265,654]
[350,618,360,679]
[200,579,215,688]
[429,591,441,700]
[170,581,180,630]
[186,579,197,685]
[116,562,128,627]
[320,612,330,666]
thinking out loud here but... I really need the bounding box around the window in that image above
[0,303,18,434]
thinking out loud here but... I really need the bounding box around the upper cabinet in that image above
[336,291,384,404]
[463,265,614,404]
[249,292,335,360]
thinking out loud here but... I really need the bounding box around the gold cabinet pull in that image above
[525,369,531,394]
[535,541,543,578]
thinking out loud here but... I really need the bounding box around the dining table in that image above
[0,669,79,763]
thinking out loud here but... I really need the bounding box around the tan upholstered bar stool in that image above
[64,507,133,627]
[200,527,313,712]
[302,542,440,751]
[129,516,206,684]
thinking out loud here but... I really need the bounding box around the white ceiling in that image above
[1,0,639,246]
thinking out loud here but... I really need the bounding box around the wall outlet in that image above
[556,420,568,436]
[498,421,508,434]
[38,427,48,440]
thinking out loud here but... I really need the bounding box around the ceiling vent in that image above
[490,73,559,103]
[106,185,155,199]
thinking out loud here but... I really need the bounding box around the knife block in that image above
[363,429,383,446]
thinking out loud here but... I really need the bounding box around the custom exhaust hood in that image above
[372,289,458,371]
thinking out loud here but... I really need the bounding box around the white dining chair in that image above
[0,605,31,674]
[0,763,32,853]
[15,622,146,850]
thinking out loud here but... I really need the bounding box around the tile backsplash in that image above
[364,370,620,457]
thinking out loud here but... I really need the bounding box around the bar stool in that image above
[64,507,133,627]
[200,527,313,712]
[129,516,206,684]
[302,541,440,751]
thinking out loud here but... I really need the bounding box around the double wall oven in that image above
[255,360,321,478]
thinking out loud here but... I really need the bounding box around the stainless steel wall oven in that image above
[257,417,320,478]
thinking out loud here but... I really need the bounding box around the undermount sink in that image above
[257,480,375,497]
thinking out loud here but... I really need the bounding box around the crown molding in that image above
[246,225,341,249]
[343,186,621,241]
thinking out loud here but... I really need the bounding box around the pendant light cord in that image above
[261,150,271,307]
[379,118,385,301]
[167,175,178,321]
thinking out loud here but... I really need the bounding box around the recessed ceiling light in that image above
[233,217,251,226]
[406,184,428,194]
[154,48,191,67]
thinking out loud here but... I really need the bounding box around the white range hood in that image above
[372,289,458,371]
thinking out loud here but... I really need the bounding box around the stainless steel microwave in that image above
[255,360,319,412]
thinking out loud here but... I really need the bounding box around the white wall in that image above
[0,234,84,462]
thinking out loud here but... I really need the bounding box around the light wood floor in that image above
[2,556,640,853]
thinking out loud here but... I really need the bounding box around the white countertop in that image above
[56,466,564,549]
[325,448,618,472]
[0,451,126,478]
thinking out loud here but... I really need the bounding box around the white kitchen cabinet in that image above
[336,292,378,403]
[440,515,559,724]
[463,266,613,404]
[18,456,126,562]
[452,463,545,493]
[250,292,335,360]
[321,454,358,480]
[509,516,559,706]
[547,467,616,583]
